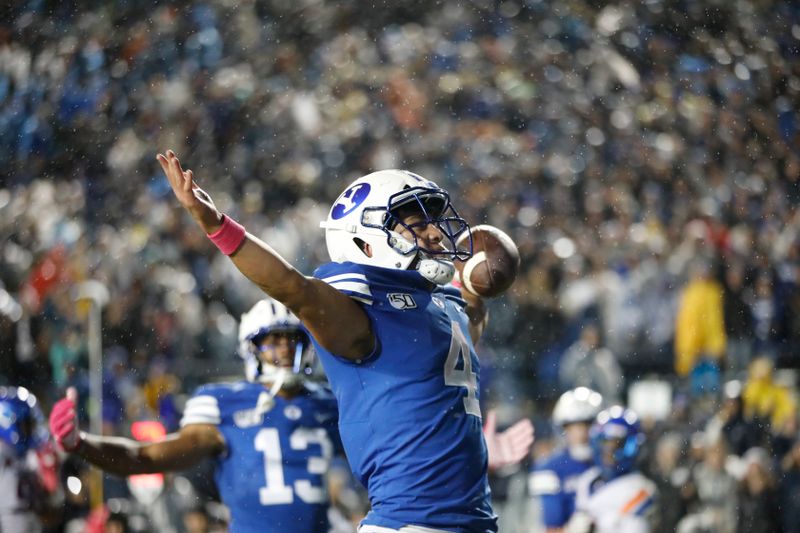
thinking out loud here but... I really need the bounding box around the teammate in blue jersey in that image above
[155,150,520,532]
[0,386,58,533]
[49,297,340,533]
[529,387,603,532]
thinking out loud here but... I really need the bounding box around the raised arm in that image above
[49,391,225,476]
[156,150,373,359]
[459,285,488,344]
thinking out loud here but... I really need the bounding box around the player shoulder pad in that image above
[529,469,561,495]
[314,261,374,306]
[179,381,248,427]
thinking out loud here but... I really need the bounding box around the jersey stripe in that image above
[321,273,368,284]
[634,497,654,516]
[620,488,650,515]
[327,280,371,296]
[322,277,374,305]
[180,395,221,426]
[529,470,561,495]
[346,295,373,305]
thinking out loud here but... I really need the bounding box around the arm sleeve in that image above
[312,262,381,363]
[530,468,569,527]
[180,389,221,427]
[437,284,468,310]
[314,263,374,306]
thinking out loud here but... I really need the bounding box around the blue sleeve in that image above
[180,384,224,427]
[311,262,381,363]
[529,460,569,528]
[540,493,569,527]
[313,262,374,306]
[436,283,467,310]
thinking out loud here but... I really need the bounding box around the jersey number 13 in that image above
[254,427,333,505]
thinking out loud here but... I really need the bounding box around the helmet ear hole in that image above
[353,238,372,258]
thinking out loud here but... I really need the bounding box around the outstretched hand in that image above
[49,387,81,452]
[484,409,535,472]
[156,150,222,233]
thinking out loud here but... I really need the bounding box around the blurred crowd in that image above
[1,0,799,531]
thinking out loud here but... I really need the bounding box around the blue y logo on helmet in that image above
[331,183,371,220]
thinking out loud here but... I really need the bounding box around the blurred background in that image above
[1,0,799,531]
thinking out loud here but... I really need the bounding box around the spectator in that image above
[721,261,754,378]
[674,259,726,394]
[779,438,800,533]
[736,447,781,533]
[747,273,781,361]
[648,432,691,533]
[559,323,623,403]
[678,437,738,533]
[705,380,769,456]
[742,357,797,439]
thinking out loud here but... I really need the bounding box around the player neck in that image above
[262,382,303,399]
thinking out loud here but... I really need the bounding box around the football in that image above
[455,225,520,298]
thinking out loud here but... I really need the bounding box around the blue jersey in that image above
[312,261,496,533]
[528,448,593,528]
[180,381,339,533]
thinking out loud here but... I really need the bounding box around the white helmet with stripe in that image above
[320,170,473,285]
[238,298,313,386]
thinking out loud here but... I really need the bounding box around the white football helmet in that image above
[552,387,603,427]
[238,298,313,388]
[320,170,472,285]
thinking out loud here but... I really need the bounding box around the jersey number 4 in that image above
[254,427,333,505]
[444,321,481,417]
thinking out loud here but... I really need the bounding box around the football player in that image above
[0,386,59,533]
[529,387,603,532]
[49,297,340,533]
[567,406,657,533]
[155,151,508,532]
[49,303,530,533]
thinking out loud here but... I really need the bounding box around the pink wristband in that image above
[207,215,246,255]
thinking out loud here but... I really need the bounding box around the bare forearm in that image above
[179,186,299,297]
[224,232,374,357]
[75,434,168,476]
[75,432,213,476]
[159,151,308,301]
[229,233,310,305]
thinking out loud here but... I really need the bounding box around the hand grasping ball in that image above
[455,225,520,298]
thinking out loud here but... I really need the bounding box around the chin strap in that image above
[255,369,288,414]
[417,255,456,285]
